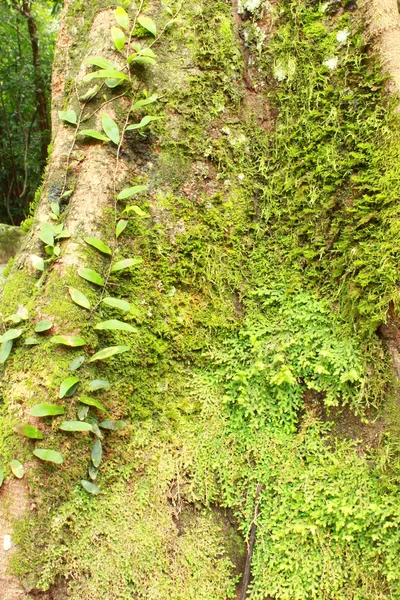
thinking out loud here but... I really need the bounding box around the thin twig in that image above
[239,483,264,600]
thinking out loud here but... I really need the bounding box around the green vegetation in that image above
[0,0,57,224]
[2,0,400,598]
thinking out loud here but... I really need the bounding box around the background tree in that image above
[0,0,57,224]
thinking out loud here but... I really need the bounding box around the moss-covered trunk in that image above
[2,0,400,598]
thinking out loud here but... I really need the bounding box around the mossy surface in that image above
[3,0,400,598]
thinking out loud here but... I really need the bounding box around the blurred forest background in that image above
[0,0,59,225]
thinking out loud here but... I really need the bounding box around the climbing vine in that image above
[0,4,180,494]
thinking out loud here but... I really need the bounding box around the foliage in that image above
[0,0,57,223]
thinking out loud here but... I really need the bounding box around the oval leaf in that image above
[88,345,129,362]
[30,404,65,417]
[88,464,98,480]
[117,185,148,200]
[82,69,128,82]
[0,329,23,343]
[79,84,101,102]
[137,15,157,36]
[80,396,107,412]
[50,335,86,347]
[123,205,149,217]
[111,257,143,272]
[131,95,158,111]
[111,26,125,51]
[14,423,43,439]
[39,222,54,246]
[102,114,120,145]
[68,355,85,371]
[102,297,131,312]
[0,340,12,364]
[81,479,100,495]
[59,421,92,432]
[0,469,4,487]
[59,110,77,125]
[126,115,161,131]
[88,379,110,391]
[59,376,80,399]
[78,129,110,142]
[116,219,128,239]
[25,337,39,346]
[84,237,112,255]
[84,56,115,69]
[91,439,102,468]
[10,460,24,479]
[78,268,105,286]
[33,449,63,464]
[99,420,126,430]
[94,320,137,332]
[68,287,91,310]
[115,6,130,29]
[35,320,52,333]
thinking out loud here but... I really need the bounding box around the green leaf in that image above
[111,257,143,272]
[55,230,71,240]
[131,95,158,111]
[69,355,85,371]
[94,320,137,332]
[78,267,105,286]
[30,404,64,417]
[78,405,89,420]
[115,219,128,239]
[91,439,102,468]
[68,287,91,310]
[99,420,126,430]
[123,205,150,218]
[0,340,13,364]
[115,6,130,30]
[102,114,120,145]
[81,480,100,495]
[84,237,112,255]
[105,78,124,89]
[10,460,24,479]
[50,335,86,347]
[59,109,77,125]
[35,320,52,333]
[51,202,60,217]
[126,115,161,130]
[137,15,157,36]
[128,55,156,66]
[88,464,98,480]
[25,337,39,346]
[88,345,129,362]
[59,421,92,432]
[39,222,55,246]
[80,396,107,412]
[14,423,43,439]
[90,423,103,438]
[111,26,125,51]
[0,469,3,487]
[102,297,131,312]
[78,129,110,142]
[33,449,64,464]
[88,379,110,391]
[84,56,115,69]
[79,84,101,102]
[59,376,80,399]
[83,69,128,82]
[117,185,148,200]
[0,329,23,343]
[31,255,44,271]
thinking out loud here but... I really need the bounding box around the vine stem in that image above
[60,84,88,197]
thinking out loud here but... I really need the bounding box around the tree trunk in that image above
[2,0,400,598]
